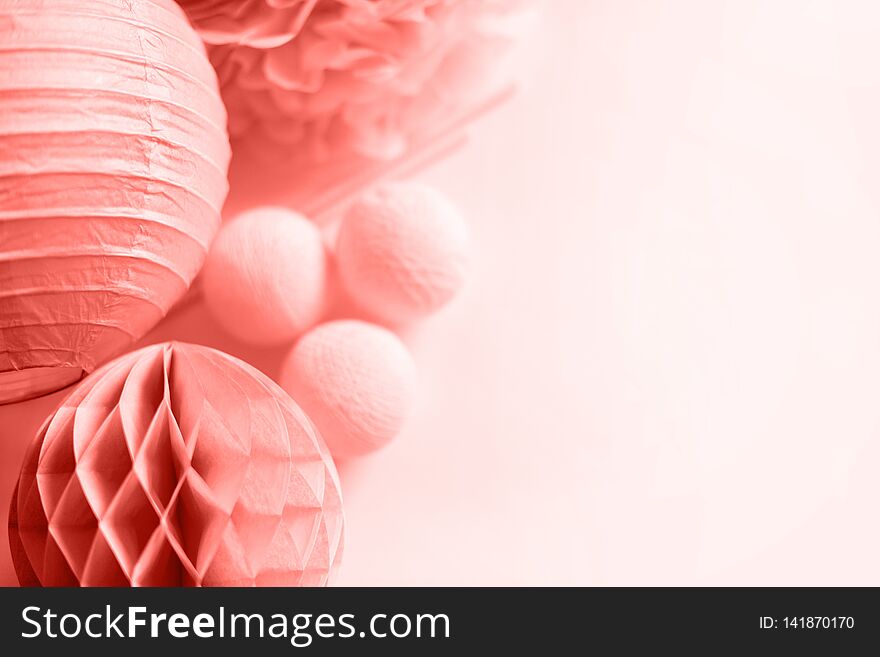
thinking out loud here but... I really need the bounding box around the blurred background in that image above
[5,0,880,585]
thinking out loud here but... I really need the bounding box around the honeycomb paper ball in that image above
[0,0,231,404]
[201,207,328,345]
[8,342,344,587]
[335,183,471,325]
[280,320,417,458]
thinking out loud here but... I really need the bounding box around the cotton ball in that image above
[202,207,327,345]
[335,183,471,325]
[280,320,418,458]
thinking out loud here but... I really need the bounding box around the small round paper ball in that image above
[280,321,418,458]
[0,0,230,404]
[335,183,471,325]
[202,207,328,345]
[8,342,344,587]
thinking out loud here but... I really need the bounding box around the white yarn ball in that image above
[335,183,471,324]
[280,320,418,458]
[202,207,327,345]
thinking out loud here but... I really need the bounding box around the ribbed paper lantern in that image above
[8,342,343,587]
[0,0,231,403]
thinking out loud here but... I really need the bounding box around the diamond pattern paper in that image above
[8,342,344,587]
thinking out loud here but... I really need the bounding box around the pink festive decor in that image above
[175,0,319,48]
[0,0,231,404]
[281,320,417,458]
[177,0,530,161]
[202,207,328,346]
[335,182,471,324]
[8,342,343,587]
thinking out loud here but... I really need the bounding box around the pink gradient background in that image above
[4,0,880,585]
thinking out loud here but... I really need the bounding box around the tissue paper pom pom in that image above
[179,0,531,159]
[280,320,417,458]
[176,0,316,48]
[8,342,343,587]
[335,183,470,324]
[0,0,231,404]
[201,207,328,345]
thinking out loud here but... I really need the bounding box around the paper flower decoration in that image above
[178,0,531,160]
[0,0,231,404]
[8,342,343,587]
[175,0,318,48]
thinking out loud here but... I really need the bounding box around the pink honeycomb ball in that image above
[202,207,327,345]
[335,183,471,325]
[8,342,343,587]
[280,320,418,458]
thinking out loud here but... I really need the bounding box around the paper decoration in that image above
[8,342,344,587]
[202,207,328,345]
[177,0,533,161]
[175,0,315,48]
[0,0,231,403]
[281,320,417,458]
[335,183,471,324]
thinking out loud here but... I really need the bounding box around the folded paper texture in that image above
[177,0,531,161]
[177,0,318,48]
[0,0,231,403]
[8,342,344,587]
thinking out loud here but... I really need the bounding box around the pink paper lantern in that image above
[8,342,344,587]
[0,0,231,403]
